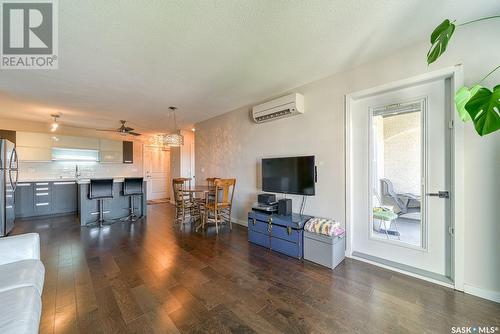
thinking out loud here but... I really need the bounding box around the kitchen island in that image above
[78,178,147,226]
[15,178,147,226]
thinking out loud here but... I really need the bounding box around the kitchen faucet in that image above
[75,165,81,179]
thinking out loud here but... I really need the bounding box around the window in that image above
[371,101,423,247]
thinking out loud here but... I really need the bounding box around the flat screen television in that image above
[262,156,315,196]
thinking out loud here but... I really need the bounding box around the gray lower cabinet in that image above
[15,180,147,222]
[14,183,34,218]
[34,182,52,215]
[52,182,78,213]
[15,181,78,218]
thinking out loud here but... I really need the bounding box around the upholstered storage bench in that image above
[248,211,311,259]
[303,218,345,269]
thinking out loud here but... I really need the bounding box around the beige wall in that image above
[195,21,500,301]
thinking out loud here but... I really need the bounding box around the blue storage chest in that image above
[248,211,311,259]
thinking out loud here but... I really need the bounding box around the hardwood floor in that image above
[12,203,500,334]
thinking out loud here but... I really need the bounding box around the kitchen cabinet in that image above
[52,182,78,213]
[123,141,133,163]
[34,182,52,215]
[15,131,132,163]
[99,139,123,163]
[15,181,78,218]
[55,135,99,150]
[16,132,53,147]
[0,130,16,143]
[14,183,34,218]
[16,146,52,162]
[16,132,54,161]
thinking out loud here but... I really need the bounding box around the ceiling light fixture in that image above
[50,114,60,132]
[148,134,165,148]
[163,106,184,147]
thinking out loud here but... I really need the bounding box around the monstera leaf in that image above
[427,19,455,64]
[464,85,500,136]
[454,85,482,121]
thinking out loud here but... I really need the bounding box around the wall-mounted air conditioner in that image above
[252,93,304,123]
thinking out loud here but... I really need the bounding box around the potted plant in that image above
[427,15,499,136]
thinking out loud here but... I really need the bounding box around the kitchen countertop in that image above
[17,177,146,184]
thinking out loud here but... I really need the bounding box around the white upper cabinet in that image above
[16,132,53,148]
[54,136,99,150]
[16,131,125,163]
[99,139,122,151]
[99,139,123,163]
[16,146,52,162]
[16,132,54,161]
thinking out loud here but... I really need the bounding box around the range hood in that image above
[51,147,100,162]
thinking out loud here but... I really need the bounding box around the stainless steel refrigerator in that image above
[0,139,18,236]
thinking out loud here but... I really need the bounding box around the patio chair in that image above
[380,178,420,214]
[372,192,400,240]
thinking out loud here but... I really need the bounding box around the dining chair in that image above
[202,178,236,234]
[203,177,219,208]
[198,178,218,226]
[172,178,199,224]
[206,177,219,189]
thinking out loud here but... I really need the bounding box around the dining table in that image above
[180,185,215,230]
[180,185,213,195]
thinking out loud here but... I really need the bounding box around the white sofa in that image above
[0,233,44,334]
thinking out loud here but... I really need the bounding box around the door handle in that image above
[9,169,18,193]
[426,191,449,198]
[13,148,19,170]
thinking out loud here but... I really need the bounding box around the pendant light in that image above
[50,114,60,132]
[163,106,184,147]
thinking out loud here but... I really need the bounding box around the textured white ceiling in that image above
[0,0,498,134]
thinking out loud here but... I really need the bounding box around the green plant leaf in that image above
[464,85,500,136]
[454,85,481,122]
[427,19,455,64]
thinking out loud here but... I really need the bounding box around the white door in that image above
[143,146,171,201]
[348,77,453,281]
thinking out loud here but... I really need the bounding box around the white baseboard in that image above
[231,217,248,227]
[346,253,454,289]
[348,253,500,303]
[464,284,500,303]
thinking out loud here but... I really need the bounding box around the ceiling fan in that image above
[96,120,142,136]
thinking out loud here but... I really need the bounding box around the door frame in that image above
[345,65,465,290]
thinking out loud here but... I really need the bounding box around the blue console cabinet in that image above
[248,211,311,259]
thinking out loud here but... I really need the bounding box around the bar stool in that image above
[87,179,115,228]
[121,177,144,223]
